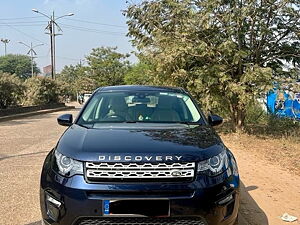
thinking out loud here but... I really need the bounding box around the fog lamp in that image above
[45,193,62,222]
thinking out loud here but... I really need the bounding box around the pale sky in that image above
[0,0,139,72]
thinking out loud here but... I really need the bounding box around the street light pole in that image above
[1,38,10,55]
[19,41,44,77]
[32,9,74,79]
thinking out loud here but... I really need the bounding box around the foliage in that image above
[23,77,62,105]
[57,64,84,96]
[57,47,131,95]
[86,47,130,86]
[125,0,300,131]
[124,61,154,85]
[0,54,40,79]
[0,72,24,109]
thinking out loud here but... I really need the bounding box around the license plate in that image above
[103,200,170,216]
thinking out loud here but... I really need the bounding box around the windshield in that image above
[77,91,202,125]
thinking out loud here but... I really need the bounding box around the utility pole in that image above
[48,20,55,79]
[79,59,86,66]
[1,38,10,55]
[32,9,74,79]
[19,42,44,77]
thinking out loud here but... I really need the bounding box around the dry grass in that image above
[217,117,300,176]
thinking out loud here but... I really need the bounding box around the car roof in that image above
[96,85,187,93]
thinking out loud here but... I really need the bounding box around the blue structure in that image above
[267,88,300,120]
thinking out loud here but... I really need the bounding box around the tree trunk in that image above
[229,103,246,133]
[235,109,246,133]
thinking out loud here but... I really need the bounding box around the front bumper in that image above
[40,165,239,225]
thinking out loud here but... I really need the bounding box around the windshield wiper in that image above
[177,121,201,125]
[123,121,138,123]
[77,123,92,129]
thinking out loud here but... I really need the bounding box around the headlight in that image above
[54,150,83,177]
[197,150,229,176]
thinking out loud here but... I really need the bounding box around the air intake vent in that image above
[76,217,207,225]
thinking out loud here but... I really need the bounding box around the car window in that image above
[78,91,202,125]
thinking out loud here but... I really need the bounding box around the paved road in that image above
[0,108,299,225]
[0,109,77,225]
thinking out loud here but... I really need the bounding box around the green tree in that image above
[86,47,130,86]
[57,64,83,96]
[0,72,24,109]
[0,54,40,79]
[23,77,62,105]
[125,0,300,131]
[124,61,154,85]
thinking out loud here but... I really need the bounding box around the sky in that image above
[0,0,139,72]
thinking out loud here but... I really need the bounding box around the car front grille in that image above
[85,162,195,182]
[76,217,207,225]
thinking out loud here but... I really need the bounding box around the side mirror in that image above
[208,114,223,126]
[57,114,73,126]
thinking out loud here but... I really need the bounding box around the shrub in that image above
[23,77,62,105]
[0,72,24,109]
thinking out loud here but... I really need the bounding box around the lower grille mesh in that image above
[76,217,207,225]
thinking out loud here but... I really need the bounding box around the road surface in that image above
[0,108,299,225]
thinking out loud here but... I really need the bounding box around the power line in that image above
[63,18,127,28]
[0,16,44,20]
[56,55,81,61]
[0,24,46,27]
[2,23,48,45]
[0,21,47,24]
[60,23,126,36]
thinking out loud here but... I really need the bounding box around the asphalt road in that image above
[0,108,299,225]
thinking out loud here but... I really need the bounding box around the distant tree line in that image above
[0,54,67,109]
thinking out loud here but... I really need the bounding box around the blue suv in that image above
[40,85,240,225]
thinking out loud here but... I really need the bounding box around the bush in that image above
[0,72,24,109]
[243,100,300,138]
[245,100,268,125]
[23,77,62,105]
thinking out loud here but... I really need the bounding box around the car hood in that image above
[56,124,225,162]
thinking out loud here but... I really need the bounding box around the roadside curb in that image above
[0,106,75,123]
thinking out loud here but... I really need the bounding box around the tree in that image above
[86,47,130,86]
[0,54,40,79]
[0,72,24,109]
[124,61,154,85]
[125,0,300,131]
[57,64,84,96]
[23,77,62,105]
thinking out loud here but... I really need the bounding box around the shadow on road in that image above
[238,181,269,225]
[0,108,78,127]
[0,117,43,126]
[24,221,41,225]
[0,151,49,161]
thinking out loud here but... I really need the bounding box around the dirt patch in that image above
[221,133,300,176]
[221,133,300,225]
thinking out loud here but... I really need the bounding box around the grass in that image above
[216,115,300,175]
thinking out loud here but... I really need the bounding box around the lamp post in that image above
[32,9,74,79]
[18,42,44,77]
[1,38,10,55]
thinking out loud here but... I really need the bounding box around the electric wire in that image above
[0,16,44,20]
[63,18,127,28]
[59,23,126,36]
[2,23,48,45]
